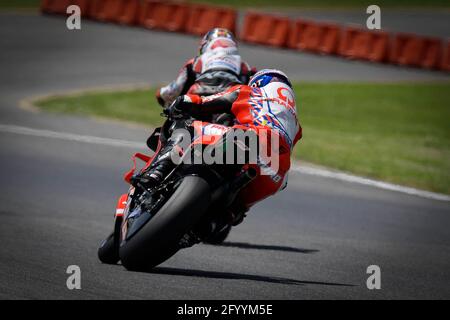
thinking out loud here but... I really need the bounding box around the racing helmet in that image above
[248,69,292,89]
[198,28,237,55]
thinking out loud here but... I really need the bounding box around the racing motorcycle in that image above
[97,112,256,271]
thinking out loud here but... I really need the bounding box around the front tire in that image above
[98,233,120,264]
[98,216,122,264]
[119,175,211,271]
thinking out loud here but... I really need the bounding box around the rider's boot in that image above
[228,198,249,226]
[132,121,189,189]
[131,145,175,189]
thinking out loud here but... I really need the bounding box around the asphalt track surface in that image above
[0,12,449,300]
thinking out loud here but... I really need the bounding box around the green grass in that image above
[35,82,450,194]
[35,88,164,125]
[294,82,450,194]
[0,0,40,9]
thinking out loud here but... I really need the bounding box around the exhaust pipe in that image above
[230,167,257,193]
[211,167,258,205]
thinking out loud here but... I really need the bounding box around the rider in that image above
[137,69,302,223]
[155,28,255,110]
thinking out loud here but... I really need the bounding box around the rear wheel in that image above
[119,175,211,271]
[203,224,231,245]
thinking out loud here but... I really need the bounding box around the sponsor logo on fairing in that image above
[168,123,280,176]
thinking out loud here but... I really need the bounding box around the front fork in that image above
[114,189,133,244]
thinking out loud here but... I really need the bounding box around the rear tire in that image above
[119,175,211,271]
[204,224,231,245]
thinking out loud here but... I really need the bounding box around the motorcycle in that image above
[98,113,256,271]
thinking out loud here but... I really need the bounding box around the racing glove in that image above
[155,88,166,107]
[164,96,192,118]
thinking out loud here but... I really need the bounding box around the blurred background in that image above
[0,0,449,299]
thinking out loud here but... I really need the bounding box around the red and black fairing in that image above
[113,117,254,244]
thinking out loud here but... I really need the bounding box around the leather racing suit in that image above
[156,37,254,109]
[163,81,302,210]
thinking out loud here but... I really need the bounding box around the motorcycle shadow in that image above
[148,267,354,287]
[211,241,319,254]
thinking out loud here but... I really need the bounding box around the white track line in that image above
[0,124,145,149]
[1,124,448,202]
[292,165,450,202]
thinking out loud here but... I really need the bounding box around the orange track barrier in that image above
[288,20,320,51]
[41,0,50,12]
[139,0,189,32]
[41,1,447,72]
[318,24,341,54]
[41,0,90,16]
[339,27,390,62]
[420,38,444,69]
[241,12,290,47]
[186,5,237,36]
[441,42,450,72]
[94,0,124,22]
[87,0,104,19]
[288,20,340,54]
[366,31,391,62]
[117,0,141,26]
[240,12,263,43]
[339,27,367,58]
[164,3,190,32]
[266,17,290,47]
[41,0,71,14]
[390,34,443,69]
[389,34,423,66]
[73,0,90,17]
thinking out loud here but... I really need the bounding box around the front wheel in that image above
[119,175,211,271]
[98,232,120,264]
[98,216,122,264]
